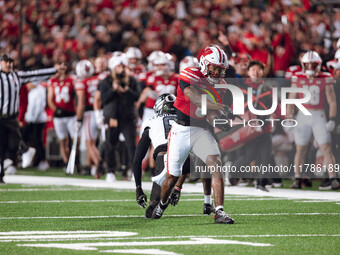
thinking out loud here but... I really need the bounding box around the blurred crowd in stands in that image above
[1,0,339,73]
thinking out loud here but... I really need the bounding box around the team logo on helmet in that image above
[153,93,176,116]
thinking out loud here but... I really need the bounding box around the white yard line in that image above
[18,238,273,250]
[100,249,181,255]
[0,212,339,220]
[0,198,296,204]
[1,231,339,243]
[3,175,340,201]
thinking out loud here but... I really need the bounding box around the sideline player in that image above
[287,51,339,190]
[47,58,77,168]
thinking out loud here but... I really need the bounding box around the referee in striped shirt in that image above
[0,54,56,183]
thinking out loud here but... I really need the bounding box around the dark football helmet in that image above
[153,93,176,116]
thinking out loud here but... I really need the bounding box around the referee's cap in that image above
[0,54,13,62]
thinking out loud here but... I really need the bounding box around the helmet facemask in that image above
[303,62,320,77]
[207,64,227,84]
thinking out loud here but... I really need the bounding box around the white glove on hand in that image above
[94,110,104,128]
[325,120,335,132]
[74,121,82,133]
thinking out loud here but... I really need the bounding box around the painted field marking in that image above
[100,249,181,255]
[0,231,137,241]
[294,200,339,203]
[1,231,339,243]
[18,237,273,251]
[0,187,107,192]
[1,212,339,220]
[0,198,296,204]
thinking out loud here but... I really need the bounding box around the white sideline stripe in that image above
[0,200,136,204]
[294,200,339,203]
[4,175,340,201]
[0,231,133,235]
[100,249,180,255]
[0,198,294,204]
[1,212,339,220]
[0,233,137,240]
[0,187,108,192]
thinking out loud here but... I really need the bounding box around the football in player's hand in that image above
[206,110,220,126]
[206,110,231,132]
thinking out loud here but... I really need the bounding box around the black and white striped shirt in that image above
[0,67,56,119]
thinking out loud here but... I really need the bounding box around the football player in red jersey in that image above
[136,52,179,172]
[47,59,77,168]
[151,46,235,224]
[137,52,179,121]
[137,51,162,96]
[326,49,340,76]
[284,52,306,80]
[125,47,146,79]
[287,51,339,190]
[75,59,105,176]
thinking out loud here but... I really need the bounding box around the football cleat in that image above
[214,209,234,224]
[203,203,215,215]
[290,178,302,189]
[256,185,269,192]
[151,203,165,219]
[302,178,312,188]
[319,178,331,190]
[331,179,340,190]
[145,199,159,218]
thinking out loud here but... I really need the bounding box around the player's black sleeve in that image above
[133,128,151,187]
[179,80,190,91]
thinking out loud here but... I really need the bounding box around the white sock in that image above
[215,205,224,211]
[204,195,211,204]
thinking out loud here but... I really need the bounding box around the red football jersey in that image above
[176,67,226,120]
[326,59,336,76]
[48,76,76,112]
[75,72,108,108]
[138,71,154,83]
[285,65,302,80]
[291,71,334,110]
[145,73,179,109]
[129,64,146,80]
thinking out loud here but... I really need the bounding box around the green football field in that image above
[0,173,339,255]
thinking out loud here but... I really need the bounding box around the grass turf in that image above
[0,179,339,255]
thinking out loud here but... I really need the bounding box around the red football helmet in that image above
[301,51,322,77]
[199,46,228,83]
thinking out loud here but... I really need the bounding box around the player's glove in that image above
[74,120,82,133]
[223,105,242,121]
[94,110,104,128]
[136,186,147,208]
[325,119,335,132]
[169,186,181,206]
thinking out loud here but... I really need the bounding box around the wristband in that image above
[174,185,182,192]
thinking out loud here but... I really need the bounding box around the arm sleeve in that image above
[179,79,190,91]
[133,128,151,187]
[17,68,57,85]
